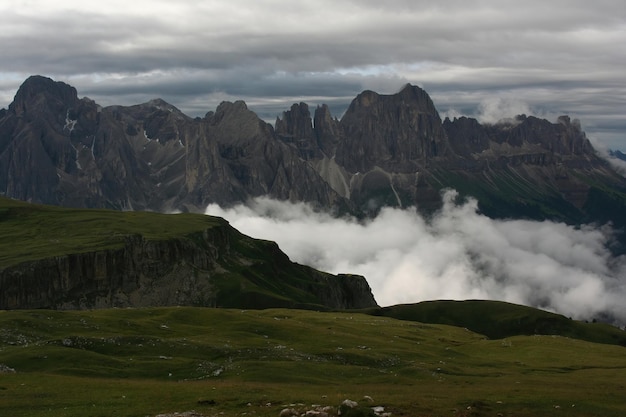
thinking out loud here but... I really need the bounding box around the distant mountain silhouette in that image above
[2,76,625,237]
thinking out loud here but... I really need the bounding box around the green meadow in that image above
[0,197,223,269]
[1,307,625,417]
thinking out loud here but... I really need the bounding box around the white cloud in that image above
[206,191,626,325]
[589,139,626,177]
[475,97,533,124]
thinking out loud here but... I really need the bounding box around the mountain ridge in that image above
[1,75,625,234]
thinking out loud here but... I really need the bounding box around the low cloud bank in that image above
[590,140,626,177]
[206,191,626,325]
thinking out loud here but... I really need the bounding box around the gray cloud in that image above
[206,192,626,326]
[0,1,624,148]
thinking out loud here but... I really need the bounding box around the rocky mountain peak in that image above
[141,98,185,116]
[313,104,341,157]
[396,83,438,114]
[9,75,79,117]
[488,115,593,156]
[443,116,491,156]
[208,100,272,144]
[345,84,438,116]
[215,100,249,115]
[275,102,318,159]
[212,100,258,125]
[275,102,313,140]
[336,83,449,172]
[350,89,379,108]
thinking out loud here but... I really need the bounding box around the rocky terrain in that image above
[151,397,389,417]
[1,75,625,230]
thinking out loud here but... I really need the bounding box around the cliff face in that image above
[271,83,626,218]
[181,100,344,210]
[0,76,190,210]
[335,84,450,173]
[0,76,344,212]
[0,204,377,310]
[0,233,220,309]
[2,75,626,229]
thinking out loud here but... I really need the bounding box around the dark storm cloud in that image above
[0,1,624,147]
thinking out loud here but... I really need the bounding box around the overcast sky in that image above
[0,1,624,149]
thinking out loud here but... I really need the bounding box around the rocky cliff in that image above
[274,83,626,222]
[0,198,377,310]
[1,75,626,231]
[0,76,344,212]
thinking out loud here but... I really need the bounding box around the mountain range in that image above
[2,76,625,234]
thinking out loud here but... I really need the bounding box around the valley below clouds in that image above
[206,190,626,327]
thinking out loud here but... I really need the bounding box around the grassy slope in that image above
[0,307,625,417]
[0,196,223,268]
[426,167,585,223]
[367,300,626,347]
[0,197,362,310]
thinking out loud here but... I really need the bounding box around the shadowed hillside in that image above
[0,197,376,310]
[367,300,626,346]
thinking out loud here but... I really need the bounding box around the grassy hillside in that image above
[426,167,626,254]
[1,307,625,417]
[0,197,375,310]
[427,167,585,223]
[367,300,626,347]
[0,196,224,268]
